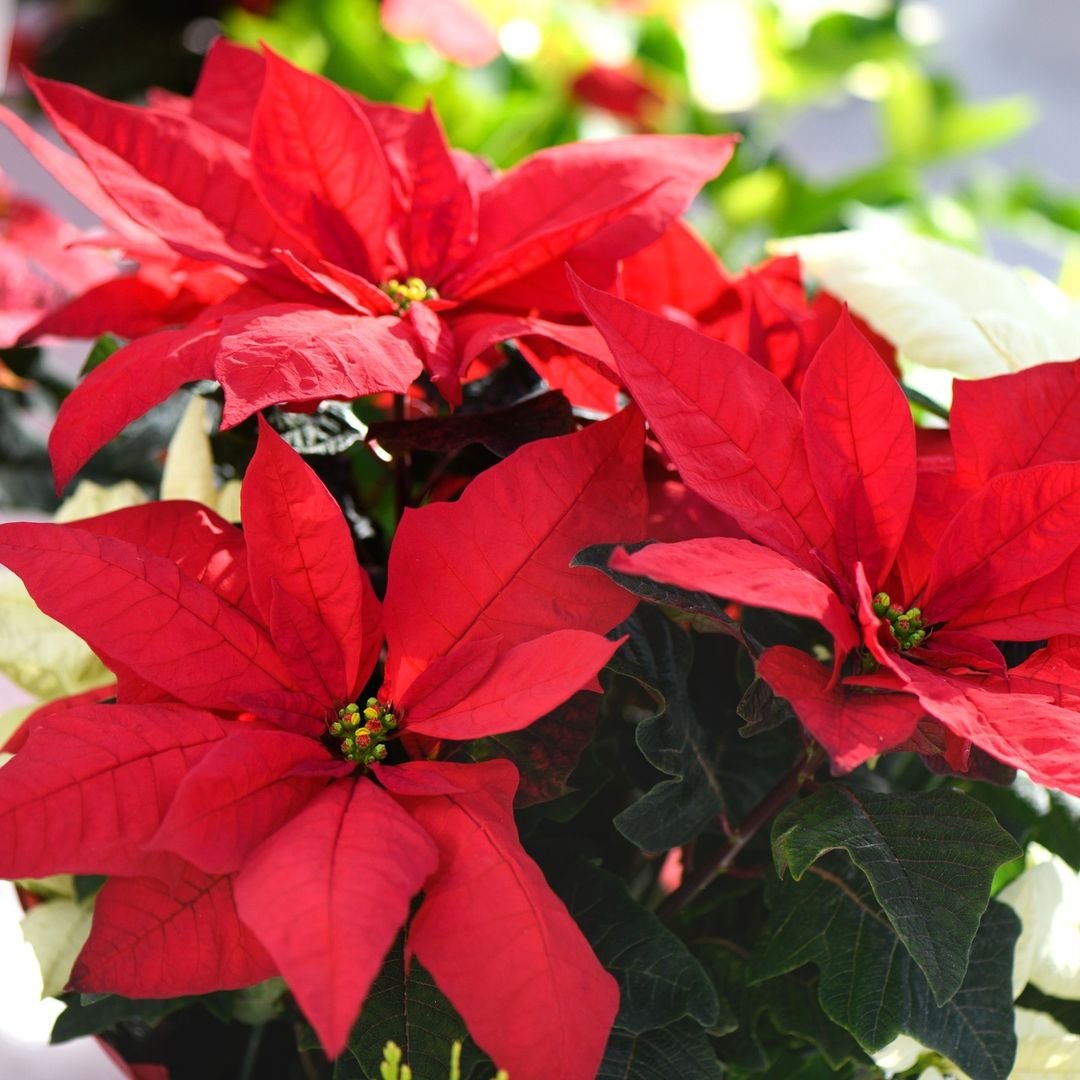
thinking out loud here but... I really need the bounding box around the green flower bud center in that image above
[871,593,927,650]
[332,697,398,765]
[381,276,439,314]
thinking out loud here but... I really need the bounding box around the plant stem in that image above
[901,383,949,420]
[657,743,825,920]
[238,1023,265,1080]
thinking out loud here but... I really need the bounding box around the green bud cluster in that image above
[329,697,398,765]
[871,592,927,650]
[382,276,440,314]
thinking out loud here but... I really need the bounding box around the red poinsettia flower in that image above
[0,407,647,1074]
[622,224,897,396]
[617,225,899,540]
[6,39,734,490]
[574,276,1080,793]
[0,165,116,348]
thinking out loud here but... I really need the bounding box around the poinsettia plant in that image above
[5,23,1080,1080]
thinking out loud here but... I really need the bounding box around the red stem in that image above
[657,743,825,920]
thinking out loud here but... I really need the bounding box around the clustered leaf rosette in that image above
[0,407,649,1078]
[575,275,1080,792]
[0,38,735,492]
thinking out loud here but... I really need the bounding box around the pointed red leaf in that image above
[190,39,265,144]
[621,219,730,317]
[801,311,916,585]
[909,631,1006,675]
[610,538,858,654]
[49,323,216,492]
[151,729,330,874]
[214,305,423,427]
[0,705,227,878]
[250,51,391,276]
[71,858,276,996]
[265,582,348,704]
[894,468,976,605]
[924,462,1080,624]
[72,500,253,616]
[573,277,834,567]
[941,546,1080,641]
[516,336,620,414]
[757,647,922,771]
[951,360,1080,483]
[449,134,737,308]
[1,684,116,754]
[398,103,478,282]
[273,249,396,315]
[0,103,158,244]
[1012,640,1080,707]
[235,778,437,1057]
[383,407,646,696]
[26,72,288,275]
[407,300,461,403]
[0,522,296,711]
[404,630,618,740]
[885,659,1080,796]
[29,271,205,342]
[401,760,618,1080]
[397,636,501,715]
[451,313,618,385]
[372,760,468,797]
[243,418,381,692]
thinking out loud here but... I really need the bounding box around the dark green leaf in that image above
[904,902,1020,1080]
[573,543,752,645]
[771,785,1021,1004]
[597,1019,724,1080]
[270,401,367,456]
[963,775,1080,870]
[73,875,106,902]
[368,390,574,457]
[753,857,1019,1080]
[80,333,124,377]
[703,941,867,1071]
[606,605,725,850]
[460,691,598,806]
[51,994,194,1043]
[548,857,722,1033]
[203,979,288,1025]
[1016,985,1080,1035]
[303,937,491,1080]
[737,678,797,738]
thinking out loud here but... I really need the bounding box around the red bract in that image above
[0,409,647,1073]
[622,230,897,397]
[10,39,735,490]
[575,277,1080,792]
[0,165,114,347]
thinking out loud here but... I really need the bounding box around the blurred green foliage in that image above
[18,0,1080,269]
[217,0,1055,266]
